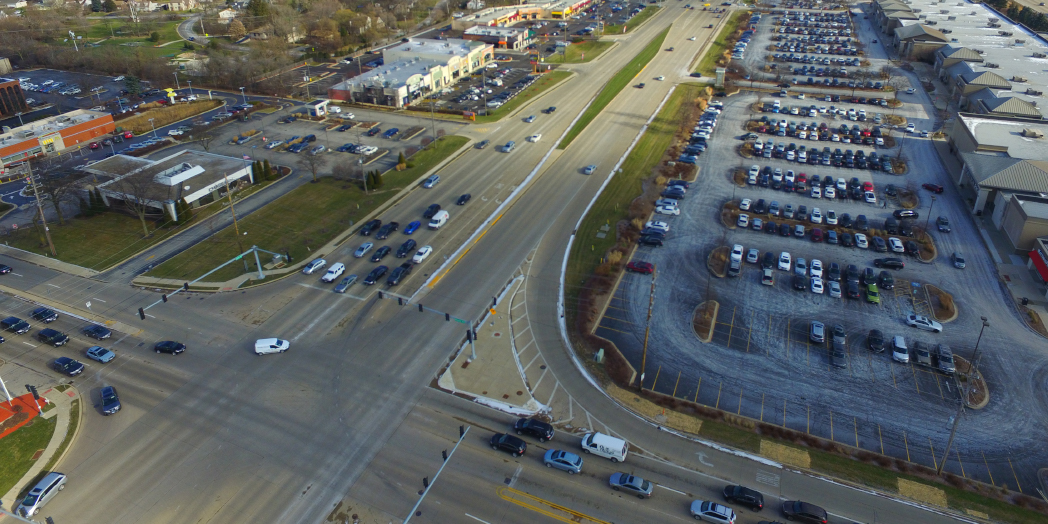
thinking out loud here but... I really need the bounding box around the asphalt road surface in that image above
[0,4,1019,524]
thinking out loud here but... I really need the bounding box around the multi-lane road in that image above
[0,4,1000,524]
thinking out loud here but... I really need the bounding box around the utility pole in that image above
[223,172,249,272]
[404,426,470,524]
[638,265,657,390]
[937,316,989,475]
[26,163,57,256]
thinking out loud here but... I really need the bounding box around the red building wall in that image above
[59,114,115,147]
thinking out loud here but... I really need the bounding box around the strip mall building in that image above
[0,109,115,166]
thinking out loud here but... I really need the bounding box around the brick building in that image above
[0,77,26,117]
[0,109,115,166]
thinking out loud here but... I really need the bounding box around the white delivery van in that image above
[428,210,449,229]
[255,338,289,355]
[328,105,341,113]
[580,432,628,462]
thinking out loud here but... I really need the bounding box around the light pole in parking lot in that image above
[239,86,247,105]
[937,316,989,475]
[924,194,936,234]
[187,80,192,96]
[173,71,180,90]
[148,118,158,138]
[638,265,657,390]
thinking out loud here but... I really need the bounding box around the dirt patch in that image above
[899,478,948,507]
[955,356,989,409]
[693,301,719,343]
[738,143,755,159]
[915,229,938,263]
[887,99,903,108]
[885,114,907,126]
[761,440,811,468]
[882,135,897,148]
[731,167,747,187]
[607,384,704,434]
[891,158,907,174]
[1021,305,1048,338]
[708,246,729,277]
[926,284,956,321]
[898,188,919,209]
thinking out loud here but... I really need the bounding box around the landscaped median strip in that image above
[557,27,670,150]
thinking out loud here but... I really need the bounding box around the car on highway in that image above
[781,500,828,523]
[333,275,358,293]
[514,417,555,441]
[386,263,412,285]
[952,252,966,269]
[363,266,388,285]
[360,219,382,236]
[528,133,542,142]
[476,140,490,149]
[86,346,116,363]
[31,307,58,323]
[354,243,374,258]
[608,472,653,498]
[404,221,421,235]
[937,216,951,232]
[457,194,472,205]
[583,164,597,175]
[690,500,737,523]
[83,324,112,340]
[0,264,11,274]
[722,485,764,511]
[370,246,392,262]
[922,183,944,193]
[490,433,527,456]
[302,258,327,274]
[321,263,345,283]
[543,450,583,474]
[37,328,68,347]
[524,115,536,123]
[422,175,440,188]
[907,314,943,333]
[1,316,29,334]
[412,246,433,264]
[100,385,121,415]
[155,341,186,355]
[375,222,399,239]
[396,239,417,258]
[52,357,84,376]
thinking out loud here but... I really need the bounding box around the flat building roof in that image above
[960,113,1048,160]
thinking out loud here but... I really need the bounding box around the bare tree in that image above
[108,175,157,237]
[32,156,84,226]
[197,134,216,152]
[297,152,323,182]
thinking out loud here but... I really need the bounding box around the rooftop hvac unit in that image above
[939,9,949,14]
[947,16,956,20]
[988,22,1001,27]
[973,48,986,54]
[1026,88,1043,95]
[919,14,927,19]
[942,28,953,33]
[999,31,1013,36]
[984,62,999,68]
[1021,128,1044,138]
[989,17,999,23]
[1012,76,1028,82]
[1033,52,1047,58]
[927,20,937,25]
[970,10,977,15]
[951,37,959,42]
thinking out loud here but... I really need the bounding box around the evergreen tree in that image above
[79,197,91,218]
[103,0,116,11]
[374,171,384,188]
[263,159,273,181]
[178,198,194,224]
[92,188,107,214]
[397,152,406,165]
[90,0,102,11]
[246,0,270,18]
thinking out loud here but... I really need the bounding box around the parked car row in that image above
[680,101,725,163]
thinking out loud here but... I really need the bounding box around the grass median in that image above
[605,5,660,35]
[557,27,669,149]
[146,136,469,283]
[565,84,700,295]
[475,71,572,124]
[696,10,749,77]
[542,40,615,64]
[0,416,57,497]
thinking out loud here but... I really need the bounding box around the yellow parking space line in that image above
[957,450,967,478]
[1008,458,1022,493]
[694,377,702,402]
[853,417,859,448]
[903,431,911,461]
[928,438,939,471]
[982,452,995,486]
[911,364,921,394]
[737,387,744,415]
[878,424,884,455]
[890,362,898,388]
[651,365,662,391]
[497,487,612,524]
[715,381,723,409]
[747,310,755,353]
[931,371,946,399]
[672,371,682,397]
[727,306,737,343]
[829,411,834,441]
[760,393,766,422]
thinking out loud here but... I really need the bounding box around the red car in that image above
[88,142,100,150]
[922,183,944,194]
[863,181,874,191]
[626,261,655,274]
[123,131,134,139]
[811,228,824,242]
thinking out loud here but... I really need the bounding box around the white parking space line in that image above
[22,342,36,347]
[46,284,60,288]
[91,298,107,303]
[10,273,23,277]
[465,514,492,524]
[657,484,687,495]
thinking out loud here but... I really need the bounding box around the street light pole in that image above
[239,86,247,105]
[174,71,180,90]
[937,316,989,475]
[638,264,657,390]
[924,194,936,233]
[148,118,158,138]
[187,80,192,96]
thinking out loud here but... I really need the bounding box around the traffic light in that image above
[138,308,145,320]
[459,425,465,438]
[418,304,424,313]
[26,385,38,399]
[183,282,189,291]
[161,294,168,303]
[441,449,448,462]
[466,329,472,342]
[422,477,429,489]
[445,313,450,321]
[378,291,384,299]
[397,297,403,306]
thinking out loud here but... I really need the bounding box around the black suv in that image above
[386,263,412,286]
[359,219,382,236]
[873,258,905,270]
[155,341,186,355]
[423,204,441,219]
[514,417,555,442]
[31,307,58,323]
[375,222,400,240]
[1,316,30,334]
[396,239,417,258]
[723,485,764,511]
[38,328,69,347]
[490,433,527,456]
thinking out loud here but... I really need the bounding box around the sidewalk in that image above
[0,385,80,509]
[0,244,99,278]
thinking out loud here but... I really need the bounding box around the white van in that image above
[428,210,449,229]
[580,432,628,463]
[17,472,66,517]
[254,338,289,355]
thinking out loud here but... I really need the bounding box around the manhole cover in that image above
[493,332,502,337]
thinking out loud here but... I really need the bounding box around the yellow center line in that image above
[498,486,613,524]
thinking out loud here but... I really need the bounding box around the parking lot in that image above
[427,63,545,114]
[587,5,1044,489]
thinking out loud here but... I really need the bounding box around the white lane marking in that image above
[22,342,36,347]
[696,452,714,468]
[11,273,23,277]
[508,464,523,488]
[657,484,687,495]
[465,514,492,524]
[290,298,345,343]
[46,284,60,288]
[145,313,156,318]
[91,298,107,303]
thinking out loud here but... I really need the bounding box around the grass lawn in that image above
[605,5,660,34]
[4,179,278,271]
[565,84,699,299]
[0,416,57,498]
[475,71,573,124]
[696,10,749,77]
[147,136,469,283]
[557,27,669,149]
[542,40,615,64]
